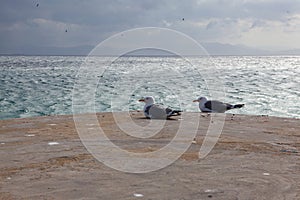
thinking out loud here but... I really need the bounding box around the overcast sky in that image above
[1,0,300,54]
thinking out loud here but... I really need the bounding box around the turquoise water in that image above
[0,55,299,119]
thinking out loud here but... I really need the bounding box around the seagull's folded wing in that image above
[149,104,168,119]
[205,100,228,113]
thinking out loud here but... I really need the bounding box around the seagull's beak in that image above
[138,98,145,102]
[193,99,199,102]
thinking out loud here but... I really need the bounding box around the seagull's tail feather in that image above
[170,110,182,116]
[165,108,182,117]
[233,104,245,109]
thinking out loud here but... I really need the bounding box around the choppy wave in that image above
[0,55,299,119]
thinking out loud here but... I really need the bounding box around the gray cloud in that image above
[1,0,300,54]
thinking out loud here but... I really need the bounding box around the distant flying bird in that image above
[36,3,39,7]
[182,18,185,21]
[139,96,181,119]
[193,96,244,113]
[65,29,68,32]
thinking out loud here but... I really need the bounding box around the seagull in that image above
[193,96,244,113]
[138,96,181,119]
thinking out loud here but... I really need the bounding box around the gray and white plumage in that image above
[139,96,181,119]
[193,96,244,113]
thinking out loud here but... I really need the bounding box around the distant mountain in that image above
[124,48,177,56]
[201,42,270,56]
[1,43,299,56]
[202,43,300,56]
[0,45,94,56]
[275,48,300,56]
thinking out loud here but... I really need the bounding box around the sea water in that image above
[0,55,299,120]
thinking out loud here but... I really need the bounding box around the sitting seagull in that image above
[138,96,181,119]
[193,96,244,113]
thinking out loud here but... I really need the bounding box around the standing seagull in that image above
[193,96,244,113]
[139,96,181,119]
